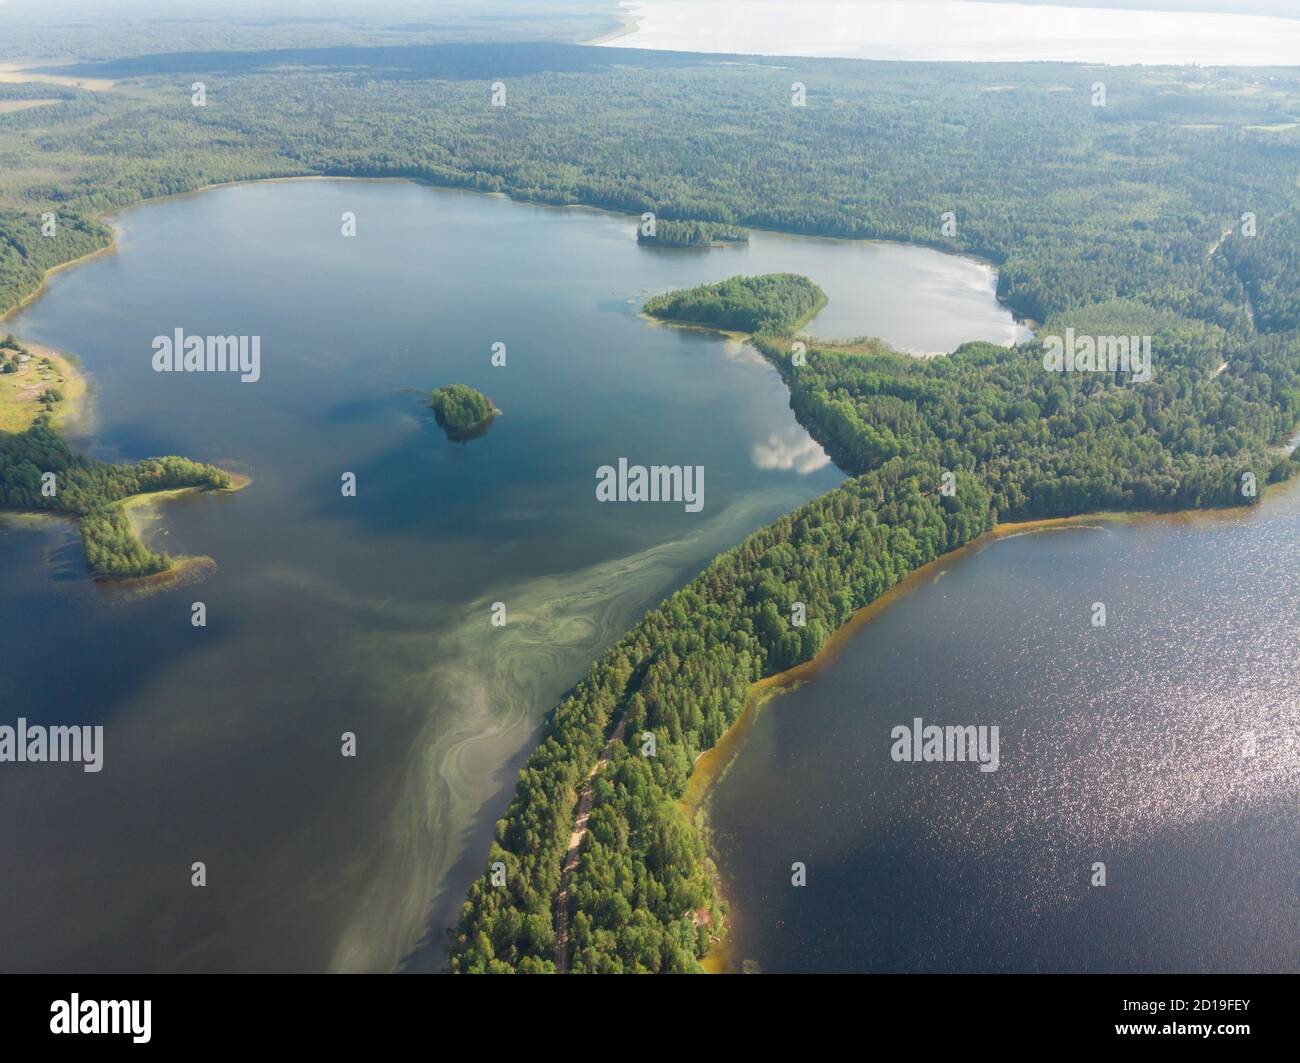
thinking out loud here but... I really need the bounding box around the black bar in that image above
[0,973,1289,1050]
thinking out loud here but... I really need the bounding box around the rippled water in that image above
[702,497,1300,972]
[0,178,1022,971]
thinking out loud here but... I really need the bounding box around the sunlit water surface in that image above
[702,496,1300,972]
[0,178,1023,971]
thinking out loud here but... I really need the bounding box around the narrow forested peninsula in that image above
[643,273,826,333]
[0,340,236,579]
[1,43,1298,973]
[450,277,1300,973]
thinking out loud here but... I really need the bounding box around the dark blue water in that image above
[0,178,1023,971]
[705,497,1300,973]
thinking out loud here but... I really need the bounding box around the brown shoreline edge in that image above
[596,284,1291,973]
[2,226,255,596]
[0,341,87,434]
[0,333,252,597]
[679,484,1300,973]
[0,243,121,325]
[0,469,252,602]
[6,174,1288,967]
[111,471,253,598]
[1,174,1032,330]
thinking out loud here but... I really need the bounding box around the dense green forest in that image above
[452,454,995,973]
[755,324,1300,516]
[2,45,1299,339]
[637,219,748,248]
[644,274,825,333]
[449,274,1300,973]
[0,420,232,577]
[0,40,1298,970]
[0,1,622,64]
[0,334,232,576]
[428,383,497,436]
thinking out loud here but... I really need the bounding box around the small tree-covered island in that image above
[0,335,244,580]
[644,273,826,333]
[428,383,499,441]
[0,28,1297,979]
[450,274,1300,973]
[637,219,749,249]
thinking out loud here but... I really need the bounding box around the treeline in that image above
[0,422,231,577]
[2,50,1298,342]
[755,320,1300,518]
[0,9,625,62]
[452,272,1300,972]
[0,332,27,374]
[637,219,748,248]
[0,206,112,320]
[451,456,992,973]
[1,43,1298,969]
[644,274,825,333]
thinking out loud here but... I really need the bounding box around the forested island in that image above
[637,219,748,248]
[449,278,1300,973]
[4,46,1297,338]
[0,339,239,579]
[644,273,826,333]
[428,383,498,440]
[0,39,1298,972]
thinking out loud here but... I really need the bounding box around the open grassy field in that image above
[0,340,84,433]
[0,60,116,91]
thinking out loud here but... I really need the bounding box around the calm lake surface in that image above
[702,493,1300,973]
[602,1,1300,66]
[0,178,1022,972]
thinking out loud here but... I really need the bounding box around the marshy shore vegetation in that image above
[450,277,1299,972]
[0,336,241,579]
[0,41,1298,970]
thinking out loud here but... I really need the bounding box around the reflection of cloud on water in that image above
[721,337,769,367]
[751,430,831,475]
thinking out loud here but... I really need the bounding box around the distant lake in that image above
[0,178,1022,972]
[698,492,1300,973]
[601,1,1300,66]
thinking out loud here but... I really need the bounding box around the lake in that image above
[0,177,1022,971]
[601,1,1300,66]
[696,492,1300,973]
